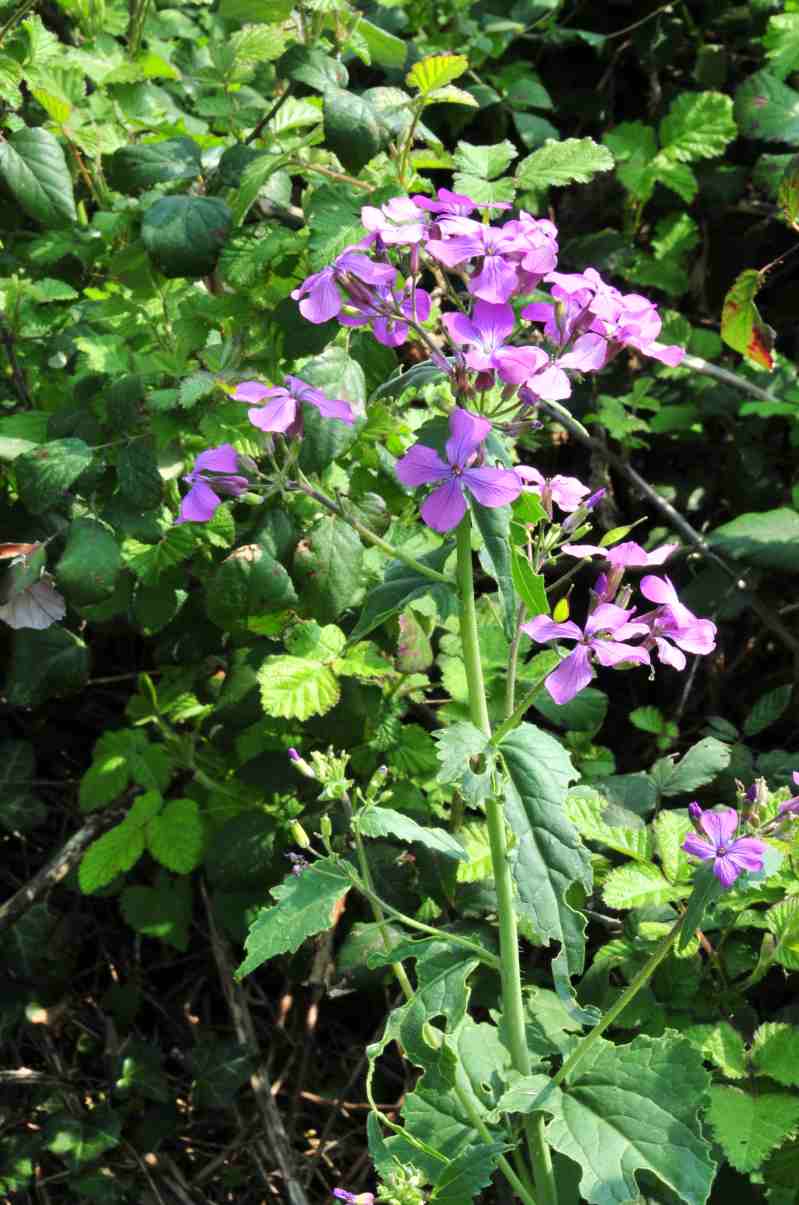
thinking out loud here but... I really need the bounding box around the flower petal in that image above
[247,395,297,432]
[179,480,221,523]
[194,444,241,474]
[299,272,341,323]
[470,299,515,347]
[445,407,491,468]
[591,639,650,668]
[395,444,450,488]
[682,834,716,861]
[493,346,548,385]
[640,574,680,606]
[420,479,467,532]
[545,645,594,704]
[699,808,739,848]
[727,837,766,874]
[713,855,742,887]
[462,466,522,509]
[521,615,582,643]
[233,380,272,403]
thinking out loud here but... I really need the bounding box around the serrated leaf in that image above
[15,438,93,514]
[431,1141,506,1204]
[55,518,121,606]
[721,268,775,371]
[516,137,613,190]
[766,898,799,970]
[6,627,90,707]
[43,1110,120,1171]
[0,126,76,228]
[603,862,684,910]
[257,655,340,720]
[659,91,737,162]
[117,442,163,509]
[206,543,297,631]
[407,54,468,95]
[653,809,693,882]
[142,196,232,278]
[122,526,196,585]
[237,857,351,976]
[453,139,517,181]
[359,806,466,861]
[79,792,163,893]
[735,70,799,144]
[292,516,363,623]
[434,721,494,805]
[120,873,192,950]
[744,684,793,736]
[706,1085,799,1174]
[500,723,590,978]
[683,1022,747,1080]
[497,1034,714,1205]
[108,137,201,191]
[349,541,456,642]
[219,0,293,21]
[751,1023,799,1087]
[566,789,652,862]
[764,14,799,80]
[655,737,732,797]
[146,797,204,874]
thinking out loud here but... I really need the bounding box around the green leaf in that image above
[141,196,232,278]
[472,501,516,641]
[654,737,732,797]
[188,1039,256,1108]
[706,1085,799,1174]
[122,526,197,585]
[120,873,192,950]
[43,1110,120,1170]
[371,359,448,403]
[431,1142,507,1205]
[0,739,44,833]
[751,1023,799,1087]
[257,655,340,720]
[305,182,364,271]
[651,153,698,203]
[0,126,76,228]
[603,862,684,911]
[388,723,439,779]
[79,792,163,893]
[497,1033,715,1205]
[206,543,297,631]
[735,71,799,144]
[565,789,652,862]
[108,137,201,191]
[744,684,794,736]
[659,91,737,162]
[516,137,614,190]
[359,806,466,861]
[764,14,799,80]
[453,138,517,180]
[237,857,351,977]
[766,898,799,971]
[356,17,406,69]
[652,810,692,883]
[6,627,90,707]
[146,798,204,874]
[15,438,93,514]
[278,44,348,92]
[511,548,547,617]
[434,721,495,804]
[79,730,172,812]
[323,88,384,172]
[230,150,293,225]
[407,53,468,95]
[349,541,456,642]
[500,723,591,978]
[55,518,121,606]
[532,687,608,736]
[708,508,799,573]
[292,516,363,623]
[677,860,724,952]
[778,153,799,228]
[218,0,293,20]
[721,268,776,370]
[117,442,163,509]
[683,1022,747,1080]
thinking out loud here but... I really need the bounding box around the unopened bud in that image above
[320,814,332,842]
[688,802,704,833]
[290,820,311,849]
[288,748,316,779]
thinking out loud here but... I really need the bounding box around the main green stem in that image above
[455,515,557,1205]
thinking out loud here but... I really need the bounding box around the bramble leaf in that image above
[516,138,613,190]
[706,1084,799,1173]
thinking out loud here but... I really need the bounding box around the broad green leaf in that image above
[603,862,684,910]
[108,137,201,191]
[388,723,439,779]
[301,344,366,409]
[204,811,277,890]
[206,543,297,631]
[349,542,456,641]
[565,789,652,862]
[79,791,163,893]
[356,17,406,69]
[751,1023,799,1087]
[15,438,93,514]
[237,857,351,976]
[0,127,76,228]
[295,397,359,476]
[117,442,163,509]
[218,0,292,20]
[407,53,468,95]
[358,806,466,861]
[766,898,799,970]
[708,508,799,573]
[336,641,393,679]
[43,1110,120,1170]
[651,152,698,202]
[453,139,517,181]
[79,730,172,812]
[764,14,799,80]
[122,526,197,585]
[257,655,340,720]
[532,687,608,736]
[500,724,591,978]
[744,684,793,736]
[497,1034,714,1205]
[706,1085,799,1174]
[292,516,363,623]
[229,149,293,225]
[146,798,204,874]
[430,1142,506,1205]
[652,809,692,883]
[142,196,232,278]
[278,44,348,92]
[305,182,364,271]
[6,627,90,707]
[683,1022,747,1079]
[511,548,547,617]
[120,873,192,950]
[677,860,724,952]
[472,501,516,640]
[434,721,495,806]
[659,91,737,162]
[735,71,799,144]
[55,519,121,606]
[653,737,732,797]
[721,268,775,370]
[323,88,384,172]
[516,137,613,190]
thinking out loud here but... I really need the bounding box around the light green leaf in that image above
[766,898,799,971]
[720,267,776,370]
[359,806,466,861]
[356,17,406,69]
[603,862,684,910]
[706,1085,799,1174]
[651,153,698,202]
[336,641,393,679]
[511,548,547,617]
[751,1023,799,1087]
[677,860,724,952]
[237,857,351,976]
[219,0,293,20]
[146,798,204,874]
[565,789,652,862]
[434,721,494,806]
[653,810,693,882]
[0,126,76,228]
[453,139,518,181]
[659,91,737,162]
[257,655,340,720]
[516,137,614,190]
[764,14,799,80]
[500,724,590,978]
[79,792,163,893]
[406,53,468,96]
[43,1110,120,1171]
[735,71,799,144]
[122,526,197,585]
[15,438,93,514]
[708,508,799,573]
[120,873,192,950]
[497,1034,715,1205]
[430,1141,507,1205]
[653,737,732,797]
[683,1022,747,1080]
[349,542,456,642]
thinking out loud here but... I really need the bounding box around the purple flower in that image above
[562,540,678,568]
[361,196,428,246]
[234,376,354,434]
[522,603,651,704]
[516,466,590,515]
[339,282,431,347]
[411,188,481,216]
[778,771,799,815]
[332,1191,374,1205]
[638,575,717,668]
[442,301,549,385]
[177,444,249,524]
[291,246,396,324]
[395,407,522,533]
[426,218,524,303]
[682,806,766,887]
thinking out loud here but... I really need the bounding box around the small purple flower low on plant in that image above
[177,444,249,524]
[395,407,522,533]
[332,1190,375,1205]
[234,376,354,435]
[522,604,651,704]
[682,804,766,887]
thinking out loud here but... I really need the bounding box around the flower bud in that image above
[290,820,311,849]
[288,748,316,779]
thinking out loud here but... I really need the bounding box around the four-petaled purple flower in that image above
[234,375,354,435]
[638,574,717,668]
[683,804,766,887]
[177,444,249,524]
[516,466,590,515]
[442,301,569,396]
[522,604,651,705]
[395,407,522,533]
[291,246,396,324]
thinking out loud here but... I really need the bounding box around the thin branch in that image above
[681,353,779,404]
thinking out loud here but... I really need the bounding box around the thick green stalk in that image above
[455,515,557,1205]
[491,662,559,748]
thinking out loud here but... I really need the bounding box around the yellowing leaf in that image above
[721,267,776,370]
[406,53,468,96]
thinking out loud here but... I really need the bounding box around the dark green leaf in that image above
[15,438,93,514]
[472,502,516,641]
[141,196,232,278]
[0,126,76,228]
[349,541,456,641]
[119,873,192,950]
[735,70,799,144]
[678,861,723,952]
[323,88,384,172]
[292,516,363,622]
[117,441,163,509]
[6,627,90,706]
[43,1109,120,1170]
[108,137,201,190]
[708,507,799,572]
[278,45,348,92]
[55,519,121,606]
[359,806,467,860]
[206,543,297,631]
